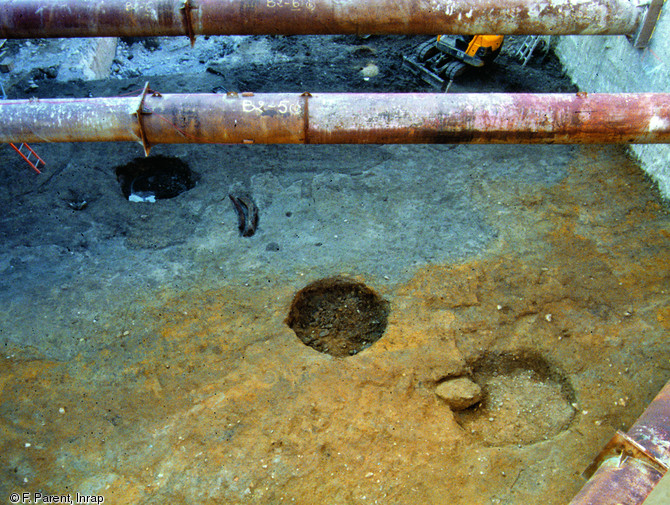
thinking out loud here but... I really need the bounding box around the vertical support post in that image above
[631,0,665,48]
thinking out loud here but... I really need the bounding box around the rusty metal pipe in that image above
[1,92,670,150]
[0,0,643,39]
[569,380,670,505]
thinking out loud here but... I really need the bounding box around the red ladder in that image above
[2,81,45,174]
[9,142,45,174]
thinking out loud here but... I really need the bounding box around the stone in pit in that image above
[436,377,482,411]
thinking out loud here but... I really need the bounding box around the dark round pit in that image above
[286,278,390,357]
[115,155,197,201]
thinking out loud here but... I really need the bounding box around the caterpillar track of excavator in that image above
[403,35,504,91]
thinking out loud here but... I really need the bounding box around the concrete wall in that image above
[555,4,670,200]
[59,38,118,82]
[5,38,117,86]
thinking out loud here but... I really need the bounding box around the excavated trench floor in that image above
[0,35,669,504]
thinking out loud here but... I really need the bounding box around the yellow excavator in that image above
[403,35,504,91]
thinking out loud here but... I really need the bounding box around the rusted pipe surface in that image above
[628,381,670,468]
[1,92,669,148]
[0,0,642,38]
[572,457,664,505]
[642,469,670,505]
[569,381,670,505]
[306,93,670,144]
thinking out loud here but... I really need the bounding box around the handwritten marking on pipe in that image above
[242,99,302,116]
[266,0,316,11]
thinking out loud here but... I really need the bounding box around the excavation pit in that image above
[286,277,390,357]
[456,352,576,446]
[115,155,197,202]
